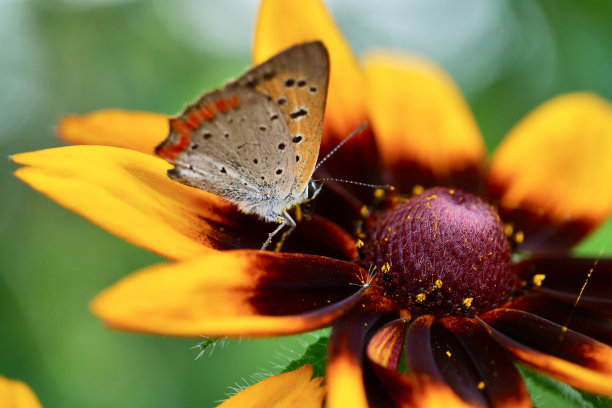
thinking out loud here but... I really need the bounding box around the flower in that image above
[0,375,43,408]
[12,0,612,407]
[217,365,324,408]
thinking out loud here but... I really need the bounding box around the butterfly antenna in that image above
[314,122,367,172]
[313,178,394,191]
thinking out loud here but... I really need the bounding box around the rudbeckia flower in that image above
[0,375,43,408]
[11,0,612,407]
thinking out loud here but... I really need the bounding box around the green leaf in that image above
[279,329,330,378]
[519,365,612,408]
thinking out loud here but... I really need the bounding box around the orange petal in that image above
[254,0,368,141]
[481,309,612,395]
[488,93,612,249]
[12,145,266,260]
[0,376,43,408]
[364,52,485,192]
[91,250,365,337]
[326,310,387,408]
[57,110,169,155]
[217,364,324,408]
[367,319,406,369]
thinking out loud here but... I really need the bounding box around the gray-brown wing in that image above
[156,85,297,220]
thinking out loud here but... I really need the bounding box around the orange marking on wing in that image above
[198,105,215,120]
[214,99,228,112]
[227,95,240,108]
[185,111,200,129]
[158,119,192,161]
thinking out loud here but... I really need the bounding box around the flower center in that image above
[364,187,516,317]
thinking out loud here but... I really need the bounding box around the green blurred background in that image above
[1,0,611,406]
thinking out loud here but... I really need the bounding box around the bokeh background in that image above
[1,0,611,407]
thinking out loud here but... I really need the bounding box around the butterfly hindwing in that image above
[157,86,297,217]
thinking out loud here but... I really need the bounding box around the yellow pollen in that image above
[416,293,426,303]
[503,223,514,236]
[514,231,525,244]
[425,194,438,201]
[446,351,452,357]
[356,239,364,248]
[462,298,473,308]
[374,188,385,199]
[433,279,443,290]
[532,274,546,287]
[406,215,412,220]
[384,237,389,242]
[412,185,424,195]
[381,263,391,273]
[477,381,485,390]
[360,205,368,217]
[449,189,455,194]
[364,322,368,327]
[387,227,392,232]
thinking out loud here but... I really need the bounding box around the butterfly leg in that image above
[274,211,297,252]
[261,210,296,251]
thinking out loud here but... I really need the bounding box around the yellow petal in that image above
[12,145,246,260]
[254,0,368,140]
[57,110,169,155]
[364,52,485,188]
[326,343,369,408]
[91,250,365,337]
[218,365,324,408]
[489,93,612,228]
[0,376,43,408]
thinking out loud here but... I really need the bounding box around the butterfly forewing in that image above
[232,42,329,197]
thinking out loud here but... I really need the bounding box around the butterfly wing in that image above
[156,42,329,220]
[232,41,329,200]
[156,85,297,220]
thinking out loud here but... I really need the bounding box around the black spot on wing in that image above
[290,108,308,120]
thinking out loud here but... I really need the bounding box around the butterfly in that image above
[155,41,329,250]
